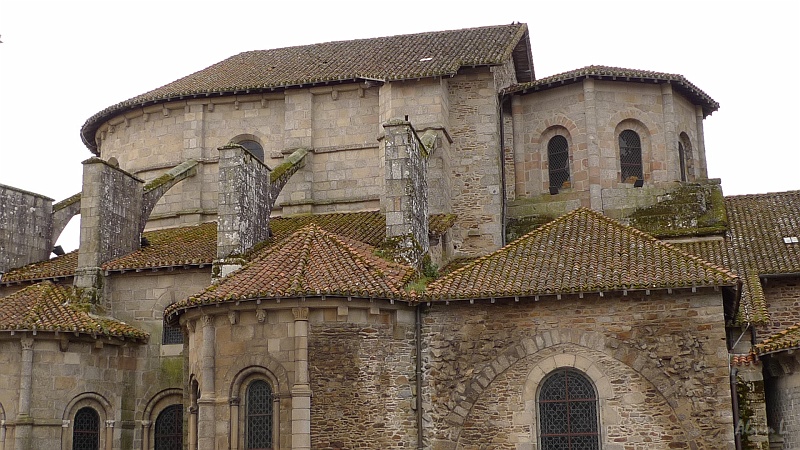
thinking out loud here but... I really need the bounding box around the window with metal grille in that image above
[548,135,570,189]
[239,140,264,162]
[155,404,183,450]
[73,407,100,450]
[538,369,599,450]
[619,129,642,182]
[162,318,184,345]
[246,380,273,450]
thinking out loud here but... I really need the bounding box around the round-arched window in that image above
[73,407,100,450]
[154,404,183,450]
[238,140,264,162]
[538,368,599,449]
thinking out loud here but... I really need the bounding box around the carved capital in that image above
[229,397,240,406]
[186,320,196,332]
[105,419,115,428]
[201,315,213,327]
[20,337,34,351]
[292,307,309,321]
[141,420,152,429]
[62,419,70,428]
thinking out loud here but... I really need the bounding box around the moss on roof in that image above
[425,207,738,301]
[0,281,148,341]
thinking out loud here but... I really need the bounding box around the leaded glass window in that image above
[155,404,183,450]
[73,407,99,450]
[548,135,570,189]
[619,129,642,182]
[246,380,273,450]
[539,369,599,450]
[162,318,184,345]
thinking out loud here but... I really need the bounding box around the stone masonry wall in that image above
[758,276,800,338]
[0,184,53,273]
[766,369,800,449]
[422,290,734,450]
[308,307,417,449]
[447,68,504,256]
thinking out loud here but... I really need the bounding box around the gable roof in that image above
[0,281,148,341]
[504,65,719,117]
[81,23,530,152]
[723,191,800,324]
[165,224,415,320]
[424,208,738,301]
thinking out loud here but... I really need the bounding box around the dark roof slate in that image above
[0,281,148,340]
[424,208,738,301]
[81,24,529,152]
[166,224,415,319]
[504,65,719,116]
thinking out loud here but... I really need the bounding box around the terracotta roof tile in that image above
[723,191,800,324]
[166,225,415,319]
[102,222,217,271]
[1,250,78,284]
[730,353,760,367]
[82,24,528,152]
[753,322,800,356]
[505,65,719,116]
[0,281,148,340]
[425,208,738,301]
[2,212,456,283]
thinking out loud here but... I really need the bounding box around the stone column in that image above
[291,307,311,450]
[0,419,5,450]
[104,420,114,450]
[695,105,708,179]
[661,83,677,183]
[15,337,33,450]
[583,78,603,211]
[229,398,240,450]
[511,96,526,198]
[197,315,216,449]
[187,405,198,450]
[140,420,151,450]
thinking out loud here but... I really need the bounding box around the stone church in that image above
[0,23,798,450]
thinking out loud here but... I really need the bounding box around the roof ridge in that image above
[725,190,800,200]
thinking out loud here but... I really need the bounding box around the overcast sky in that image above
[1,0,798,251]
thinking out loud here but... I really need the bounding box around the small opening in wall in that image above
[783,236,799,244]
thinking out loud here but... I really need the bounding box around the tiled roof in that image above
[1,212,456,284]
[724,191,800,324]
[424,208,738,301]
[753,322,800,356]
[504,65,719,116]
[102,222,217,271]
[1,250,78,284]
[81,24,529,152]
[166,225,415,319]
[730,353,760,367]
[0,281,148,340]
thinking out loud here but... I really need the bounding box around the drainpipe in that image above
[498,94,509,246]
[415,304,424,450]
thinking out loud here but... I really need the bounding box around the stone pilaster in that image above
[583,78,603,211]
[695,105,709,179]
[661,83,677,183]
[383,119,429,270]
[292,307,311,450]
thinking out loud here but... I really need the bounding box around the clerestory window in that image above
[538,368,600,450]
[619,129,642,182]
[548,135,571,189]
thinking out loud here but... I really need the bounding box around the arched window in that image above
[678,132,694,182]
[619,129,642,182]
[154,404,183,450]
[162,318,183,345]
[548,135,570,189]
[239,140,264,162]
[246,380,273,450]
[538,369,599,450]
[72,407,100,450]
